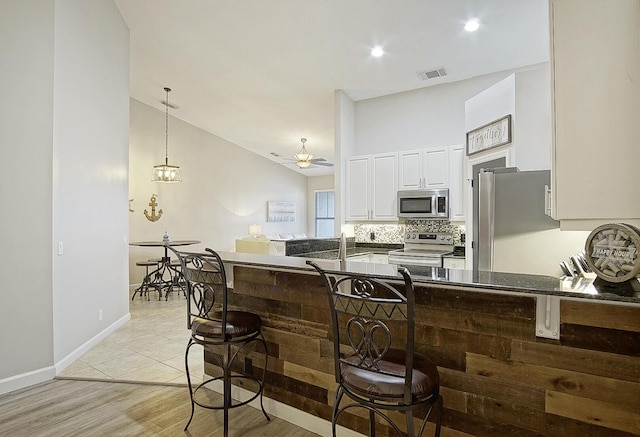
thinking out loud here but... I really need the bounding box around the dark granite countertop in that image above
[291,245,398,260]
[218,251,640,304]
[286,241,402,259]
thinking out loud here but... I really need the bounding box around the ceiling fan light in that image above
[295,146,313,162]
[294,137,314,164]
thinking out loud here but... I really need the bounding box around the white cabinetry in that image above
[347,254,393,274]
[398,147,449,190]
[443,257,465,270]
[348,253,389,264]
[371,253,389,264]
[398,150,422,190]
[448,145,465,221]
[424,147,449,188]
[346,153,397,221]
[398,145,465,220]
[550,0,640,227]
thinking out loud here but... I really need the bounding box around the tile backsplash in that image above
[354,220,466,246]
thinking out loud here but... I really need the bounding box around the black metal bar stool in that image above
[132,260,161,300]
[164,258,186,300]
[168,246,270,436]
[308,260,443,437]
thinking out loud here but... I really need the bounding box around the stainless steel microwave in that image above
[397,189,449,219]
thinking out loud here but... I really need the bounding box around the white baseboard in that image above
[0,312,131,396]
[0,366,56,396]
[54,312,131,375]
[205,379,365,437]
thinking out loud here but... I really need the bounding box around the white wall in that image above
[465,74,516,142]
[334,90,355,236]
[52,0,130,367]
[354,70,525,155]
[0,0,55,387]
[0,0,130,394]
[494,229,589,276]
[129,99,308,284]
[465,65,552,171]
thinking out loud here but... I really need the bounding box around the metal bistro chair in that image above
[308,261,443,437]
[168,247,270,436]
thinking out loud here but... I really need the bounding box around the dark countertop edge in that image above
[355,242,404,250]
[219,251,640,305]
[291,247,392,259]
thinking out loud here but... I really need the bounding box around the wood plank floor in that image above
[0,379,320,436]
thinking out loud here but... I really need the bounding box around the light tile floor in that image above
[59,290,202,385]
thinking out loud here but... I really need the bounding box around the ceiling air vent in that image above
[417,67,447,80]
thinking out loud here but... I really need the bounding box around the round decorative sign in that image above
[584,223,640,283]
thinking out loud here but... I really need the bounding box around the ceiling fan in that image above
[271,138,334,169]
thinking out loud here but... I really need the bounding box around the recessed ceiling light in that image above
[464,19,480,32]
[371,46,384,57]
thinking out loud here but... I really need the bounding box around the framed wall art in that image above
[466,114,512,156]
[267,200,296,222]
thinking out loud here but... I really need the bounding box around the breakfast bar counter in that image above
[213,251,640,436]
[216,250,640,304]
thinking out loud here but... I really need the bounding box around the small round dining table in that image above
[130,240,201,256]
[129,240,201,299]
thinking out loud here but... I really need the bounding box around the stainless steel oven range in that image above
[388,232,454,267]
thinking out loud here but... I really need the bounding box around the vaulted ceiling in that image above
[114,0,549,175]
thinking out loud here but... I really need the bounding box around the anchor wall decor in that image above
[144,194,163,222]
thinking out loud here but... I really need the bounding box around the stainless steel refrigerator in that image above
[473,167,561,273]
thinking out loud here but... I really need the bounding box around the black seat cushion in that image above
[341,349,439,400]
[191,311,262,339]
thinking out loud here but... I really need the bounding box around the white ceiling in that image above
[113,0,549,176]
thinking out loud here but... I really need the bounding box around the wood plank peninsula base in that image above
[211,255,639,437]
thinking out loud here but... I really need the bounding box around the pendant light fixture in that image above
[295,138,312,168]
[152,87,182,182]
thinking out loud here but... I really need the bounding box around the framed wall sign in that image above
[466,114,512,156]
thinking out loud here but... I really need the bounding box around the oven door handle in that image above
[388,255,442,267]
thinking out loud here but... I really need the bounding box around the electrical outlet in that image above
[57,241,64,255]
[98,309,103,321]
[370,232,375,241]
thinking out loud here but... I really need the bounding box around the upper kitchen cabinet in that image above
[398,146,449,190]
[346,152,398,221]
[550,0,640,229]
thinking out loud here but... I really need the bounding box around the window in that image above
[315,190,335,237]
